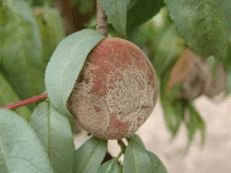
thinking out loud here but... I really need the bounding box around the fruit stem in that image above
[115,150,123,160]
[96,0,108,36]
[116,139,126,160]
[0,93,48,110]
[115,140,126,160]
[118,139,126,149]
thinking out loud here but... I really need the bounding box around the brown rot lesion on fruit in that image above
[167,49,207,100]
[67,37,159,140]
[203,64,227,98]
[166,48,227,101]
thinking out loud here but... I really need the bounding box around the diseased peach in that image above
[167,49,227,100]
[167,49,209,100]
[67,37,158,139]
[204,64,227,98]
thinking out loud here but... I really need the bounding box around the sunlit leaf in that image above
[45,29,104,115]
[30,101,75,173]
[124,135,152,173]
[99,0,128,36]
[96,159,122,173]
[74,137,107,173]
[0,109,53,173]
[147,151,168,173]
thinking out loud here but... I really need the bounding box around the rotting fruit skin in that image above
[67,37,158,139]
[167,49,209,100]
[167,48,227,100]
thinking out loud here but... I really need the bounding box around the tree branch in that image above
[96,0,108,36]
[0,93,48,110]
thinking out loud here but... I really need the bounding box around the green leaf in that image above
[32,0,51,6]
[99,0,128,36]
[33,7,65,68]
[30,101,75,173]
[74,137,107,173]
[227,69,231,93]
[147,151,168,173]
[0,109,54,173]
[22,0,33,5]
[0,0,44,99]
[165,0,230,59]
[187,103,206,145]
[152,24,184,78]
[127,0,138,9]
[127,0,163,31]
[220,0,231,31]
[160,97,182,136]
[45,29,104,115]
[96,159,122,173]
[0,73,31,120]
[127,134,145,148]
[71,0,95,15]
[124,135,152,173]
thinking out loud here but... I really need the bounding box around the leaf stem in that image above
[0,93,48,110]
[96,0,108,36]
[116,139,126,160]
[118,139,126,150]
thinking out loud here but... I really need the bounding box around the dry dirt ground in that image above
[75,96,231,173]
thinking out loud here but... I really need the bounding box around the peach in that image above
[204,64,227,98]
[167,49,209,100]
[67,38,158,139]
